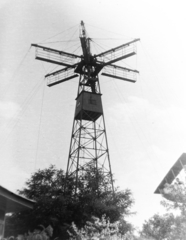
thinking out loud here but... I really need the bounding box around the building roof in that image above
[154,153,186,194]
[0,185,35,213]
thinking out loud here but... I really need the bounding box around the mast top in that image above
[32,21,139,87]
[80,20,86,38]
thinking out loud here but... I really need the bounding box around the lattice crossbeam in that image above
[102,64,138,82]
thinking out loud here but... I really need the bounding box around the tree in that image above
[140,213,175,240]
[161,178,186,216]
[160,178,186,240]
[140,213,186,240]
[140,176,186,240]
[5,165,134,239]
[5,165,69,237]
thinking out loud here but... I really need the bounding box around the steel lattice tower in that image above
[32,21,139,193]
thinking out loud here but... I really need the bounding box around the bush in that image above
[67,215,127,240]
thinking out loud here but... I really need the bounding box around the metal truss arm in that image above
[45,66,79,87]
[95,38,140,66]
[31,44,81,67]
[101,64,139,83]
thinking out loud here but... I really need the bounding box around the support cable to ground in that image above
[0,77,45,149]
[2,46,32,98]
[34,79,46,171]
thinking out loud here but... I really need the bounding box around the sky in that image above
[1,0,186,229]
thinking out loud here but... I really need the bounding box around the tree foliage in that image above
[5,165,134,238]
[140,213,186,240]
[140,176,186,240]
[161,178,186,215]
[141,213,175,240]
[67,215,121,239]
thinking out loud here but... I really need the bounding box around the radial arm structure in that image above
[32,21,140,193]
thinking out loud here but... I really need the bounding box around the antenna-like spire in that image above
[79,21,91,63]
[80,20,86,38]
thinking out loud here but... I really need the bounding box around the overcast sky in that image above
[1,0,186,229]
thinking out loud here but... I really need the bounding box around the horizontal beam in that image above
[45,66,75,78]
[46,66,78,87]
[35,56,74,67]
[31,44,81,59]
[95,38,140,58]
[102,52,136,66]
[109,64,139,74]
[101,64,138,83]
[101,73,136,83]
[95,39,139,66]
[47,74,78,87]
[31,43,81,67]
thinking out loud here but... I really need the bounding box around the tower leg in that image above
[66,114,114,193]
[66,74,114,194]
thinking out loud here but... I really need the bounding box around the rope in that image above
[63,41,81,52]
[13,46,32,77]
[38,24,79,44]
[2,46,32,98]
[72,45,81,55]
[92,38,132,41]
[0,77,45,149]
[38,39,78,44]
[91,39,108,52]
[34,80,46,170]
[86,23,135,39]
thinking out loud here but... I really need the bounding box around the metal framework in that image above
[32,21,139,193]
